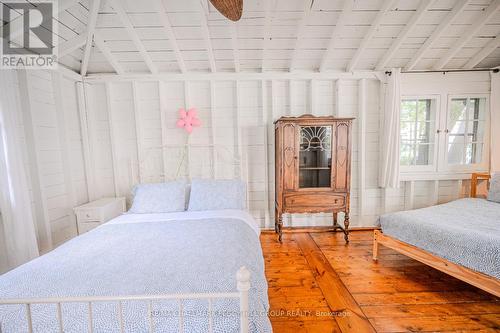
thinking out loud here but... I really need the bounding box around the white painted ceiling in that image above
[2,0,500,75]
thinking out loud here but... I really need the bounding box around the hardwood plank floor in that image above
[261,230,500,333]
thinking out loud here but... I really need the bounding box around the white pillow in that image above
[129,180,187,213]
[188,179,246,211]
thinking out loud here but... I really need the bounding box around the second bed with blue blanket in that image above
[378,198,500,279]
[0,210,272,332]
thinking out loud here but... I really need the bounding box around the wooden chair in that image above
[470,172,491,198]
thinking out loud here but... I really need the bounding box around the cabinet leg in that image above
[274,207,279,233]
[332,212,338,228]
[343,212,350,243]
[277,213,283,242]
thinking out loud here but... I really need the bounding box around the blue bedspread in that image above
[0,211,272,332]
[379,198,500,279]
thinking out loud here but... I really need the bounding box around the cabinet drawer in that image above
[76,209,102,222]
[78,221,101,234]
[284,193,345,208]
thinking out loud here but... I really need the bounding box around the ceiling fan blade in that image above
[209,0,243,21]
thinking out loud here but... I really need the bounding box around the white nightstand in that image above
[74,197,126,235]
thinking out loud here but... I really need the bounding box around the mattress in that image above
[378,198,500,279]
[0,210,272,332]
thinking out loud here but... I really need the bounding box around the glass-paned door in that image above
[299,126,332,188]
[447,97,487,167]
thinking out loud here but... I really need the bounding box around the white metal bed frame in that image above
[0,267,251,333]
[1,143,255,332]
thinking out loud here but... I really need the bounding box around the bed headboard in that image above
[139,143,246,179]
[129,143,250,207]
[471,173,490,198]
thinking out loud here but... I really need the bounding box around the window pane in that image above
[400,121,414,142]
[448,143,464,164]
[401,100,416,121]
[400,143,414,166]
[416,121,433,143]
[417,100,431,121]
[466,143,483,164]
[299,126,332,188]
[400,98,435,167]
[447,97,486,165]
[450,99,467,122]
[416,144,433,165]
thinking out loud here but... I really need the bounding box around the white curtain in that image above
[0,70,39,272]
[379,68,401,188]
[491,71,500,172]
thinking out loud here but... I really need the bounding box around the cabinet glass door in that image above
[299,126,332,188]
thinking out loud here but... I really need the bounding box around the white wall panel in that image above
[14,70,86,248]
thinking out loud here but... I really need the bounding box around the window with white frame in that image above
[400,95,489,175]
[400,98,437,170]
[447,97,487,166]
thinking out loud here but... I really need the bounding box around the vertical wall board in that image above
[105,82,120,197]
[358,79,366,220]
[76,82,96,201]
[17,70,53,252]
[52,72,78,239]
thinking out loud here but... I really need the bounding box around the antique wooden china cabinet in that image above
[274,115,353,242]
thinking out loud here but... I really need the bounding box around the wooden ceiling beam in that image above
[80,0,100,76]
[319,0,355,72]
[111,0,159,74]
[464,34,500,69]
[375,0,434,71]
[433,0,500,70]
[93,33,124,75]
[347,0,394,72]
[59,34,86,58]
[152,0,186,73]
[290,0,314,71]
[405,0,469,71]
[198,0,217,72]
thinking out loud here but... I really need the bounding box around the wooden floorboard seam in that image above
[294,232,377,333]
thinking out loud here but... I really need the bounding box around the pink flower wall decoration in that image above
[176,108,201,134]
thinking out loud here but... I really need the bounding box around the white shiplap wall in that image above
[15,70,86,249]
[82,71,491,229]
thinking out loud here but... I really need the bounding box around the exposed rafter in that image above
[433,0,500,70]
[80,0,101,76]
[347,0,394,72]
[262,0,278,72]
[1,0,81,42]
[152,0,186,73]
[93,33,124,75]
[111,0,159,74]
[59,34,86,58]
[405,0,469,71]
[198,0,217,72]
[59,0,82,13]
[375,0,434,71]
[319,0,354,72]
[231,23,241,72]
[290,0,314,71]
[464,34,500,69]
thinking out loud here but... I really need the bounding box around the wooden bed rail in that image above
[470,172,490,198]
[0,267,251,333]
[373,230,500,297]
